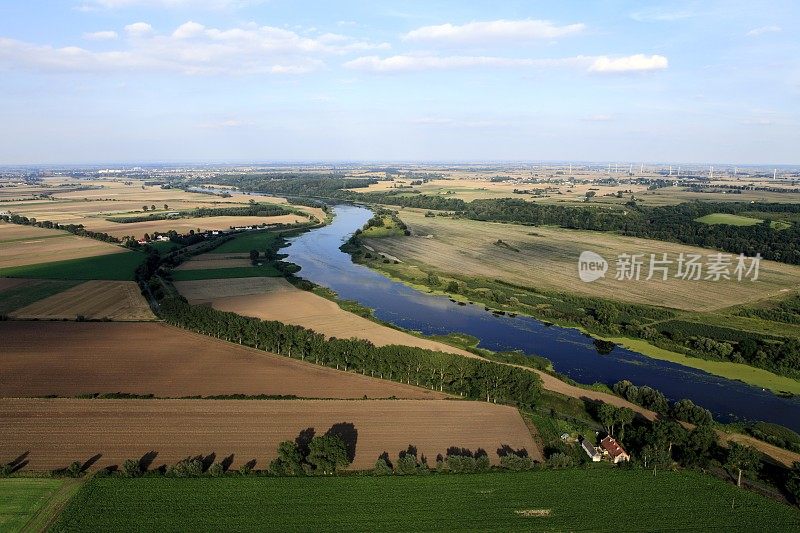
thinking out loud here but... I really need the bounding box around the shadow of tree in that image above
[325,422,358,463]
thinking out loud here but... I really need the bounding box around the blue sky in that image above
[0,0,797,164]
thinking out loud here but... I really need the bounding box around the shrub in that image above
[121,459,142,478]
[546,453,574,469]
[500,454,533,471]
[208,462,224,477]
[166,458,203,478]
[373,458,393,476]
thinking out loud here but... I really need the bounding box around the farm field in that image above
[170,264,282,280]
[0,478,66,532]
[0,249,144,280]
[175,252,253,270]
[0,279,81,314]
[0,178,321,240]
[174,277,475,357]
[364,209,800,312]
[52,470,800,532]
[0,222,127,269]
[0,398,534,471]
[696,212,764,226]
[92,213,307,240]
[0,321,444,399]
[8,280,155,321]
[209,230,280,253]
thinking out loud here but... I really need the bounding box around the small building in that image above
[600,436,630,463]
[581,440,601,462]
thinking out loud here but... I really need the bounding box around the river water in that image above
[283,204,800,431]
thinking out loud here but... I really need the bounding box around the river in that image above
[282,204,800,431]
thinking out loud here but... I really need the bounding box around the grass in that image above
[695,213,764,226]
[0,251,144,281]
[211,231,280,254]
[601,336,800,395]
[0,478,65,532]
[361,216,405,238]
[52,470,800,532]
[0,280,81,314]
[170,264,282,281]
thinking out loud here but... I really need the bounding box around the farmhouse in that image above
[600,436,630,463]
[581,439,601,462]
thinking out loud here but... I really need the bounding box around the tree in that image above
[276,440,304,475]
[163,204,169,210]
[374,457,393,476]
[249,249,260,263]
[121,458,142,477]
[786,462,800,503]
[446,281,459,293]
[598,403,618,436]
[725,443,760,487]
[307,435,350,474]
[151,204,156,211]
[616,407,635,442]
[142,205,148,212]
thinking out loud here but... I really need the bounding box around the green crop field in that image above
[170,264,282,281]
[0,279,81,314]
[695,213,764,226]
[0,478,64,532]
[52,470,799,532]
[0,251,144,280]
[211,231,280,254]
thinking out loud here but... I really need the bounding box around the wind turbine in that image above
[710,166,714,180]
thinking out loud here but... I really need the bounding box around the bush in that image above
[166,458,204,478]
[546,453,574,469]
[121,459,142,478]
[500,454,533,471]
[208,463,225,477]
[374,458,393,476]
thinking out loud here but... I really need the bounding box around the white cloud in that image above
[403,19,585,44]
[588,54,668,73]
[746,25,781,37]
[344,54,588,73]
[345,53,668,74]
[0,22,386,76]
[124,22,154,36]
[83,30,118,40]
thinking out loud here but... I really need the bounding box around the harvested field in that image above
[0,222,125,269]
[367,210,800,312]
[174,277,475,357]
[175,253,253,270]
[0,279,81,314]
[0,321,445,399]
[9,280,155,321]
[91,214,307,240]
[0,398,536,471]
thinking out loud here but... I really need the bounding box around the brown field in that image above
[0,278,31,291]
[0,222,126,268]
[174,277,475,357]
[89,214,308,240]
[0,178,322,241]
[365,210,800,312]
[175,252,253,270]
[0,321,445,400]
[0,398,537,471]
[8,280,155,321]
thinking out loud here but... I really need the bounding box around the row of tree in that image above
[1,213,122,244]
[159,298,541,407]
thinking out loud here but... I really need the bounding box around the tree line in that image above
[1,213,122,244]
[158,298,540,407]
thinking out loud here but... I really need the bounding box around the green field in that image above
[170,264,282,281]
[0,279,81,314]
[211,231,280,254]
[695,213,764,226]
[51,470,799,532]
[0,251,144,280]
[0,478,65,532]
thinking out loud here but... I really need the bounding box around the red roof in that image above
[600,436,628,458]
